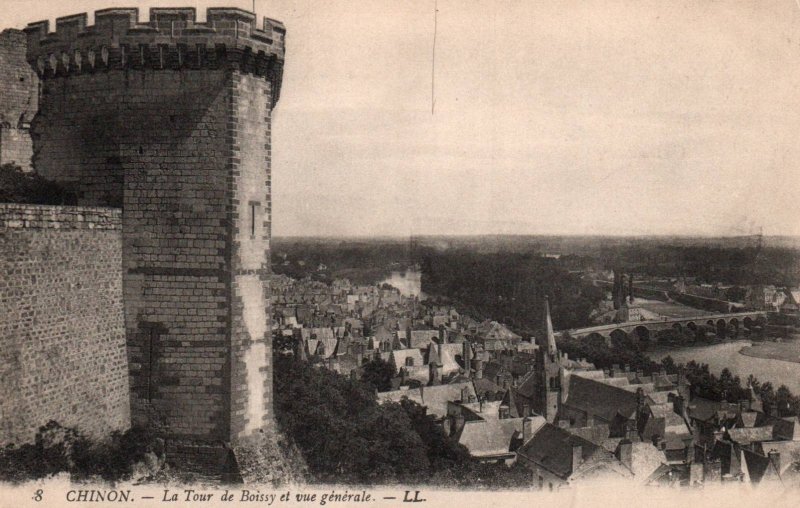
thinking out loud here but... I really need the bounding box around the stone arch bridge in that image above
[563,311,768,344]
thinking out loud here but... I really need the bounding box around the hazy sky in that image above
[4,0,800,237]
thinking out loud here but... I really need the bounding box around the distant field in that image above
[633,298,708,318]
[740,341,800,365]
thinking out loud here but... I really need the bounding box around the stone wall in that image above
[23,8,284,460]
[0,29,37,169]
[229,72,273,438]
[0,204,129,445]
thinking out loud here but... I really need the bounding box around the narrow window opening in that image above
[249,201,260,239]
[147,328,157,403]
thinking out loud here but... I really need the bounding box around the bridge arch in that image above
[609,329,628,344]
[716,319,727,338]
[687,321,697,332]
[743,317,754,330]
[729,318,739,331]
[756,315,767,327]
[672,322,683,335]
[632,325,651,342]
[586,332,605,343]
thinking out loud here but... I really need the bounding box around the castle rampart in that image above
[0,204,129,445]
[23,8,284,103]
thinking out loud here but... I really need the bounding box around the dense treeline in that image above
[420,249,605,333]
[557,334,800,417]
[271,239,416,284]
[273,354,531,487]
[597,244,799,287]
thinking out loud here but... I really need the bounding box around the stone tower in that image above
[0,29,37,170]
[23,7,285,470]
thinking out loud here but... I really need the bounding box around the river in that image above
[381,270,425,299]
[648,341,800,393]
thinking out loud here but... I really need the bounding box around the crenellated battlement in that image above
[24,7,286,102]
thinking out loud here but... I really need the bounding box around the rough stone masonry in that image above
[1,7,286,473]
[0,204,129,445]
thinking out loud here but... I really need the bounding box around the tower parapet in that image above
[24,8,285,104]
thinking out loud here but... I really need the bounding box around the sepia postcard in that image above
[1,1,800,507]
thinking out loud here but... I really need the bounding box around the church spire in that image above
[544,297,558,357]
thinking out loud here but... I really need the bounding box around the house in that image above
[377,382,478,420]
[444,399,545,463]
[516,423,633,490]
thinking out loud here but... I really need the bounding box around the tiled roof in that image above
[390,349,425,370]
[568,424,610,446]
[421,382,477,419]
[514,372,538,399]
[472,377,503,399]
[377,387,423,406]
[565,374,639,423]
[630,441,667,480]
[737,411,760,428]
[410,330,438,349]
[517,423,610,479]
[754,440,800,475]
[742,448,783,484]
[438,343,461,374]
[727,426,774,445]
[457,417,530,458]
[773,417,800,441]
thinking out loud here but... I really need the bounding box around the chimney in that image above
[522,403,530,417]
[616,439,632,470]
[585,412,594,427]
[571,444,583,470]
[499,406,510,419]
[479,397,484,413]
[768,449,781,473]
[626,420,638,440]
[463,340,473,370]
[473,358,484,379]
[429,362,441,385]
[673,394,687,419]
[454,413,465,434]
[460,387,469,402]
[522,417,533,442]
[559,420,570,429]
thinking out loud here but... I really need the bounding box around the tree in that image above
[274,353,536,487]
[360,358,396,392]
[0,163,69,205]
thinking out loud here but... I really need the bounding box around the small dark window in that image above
[249,201,261,238]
